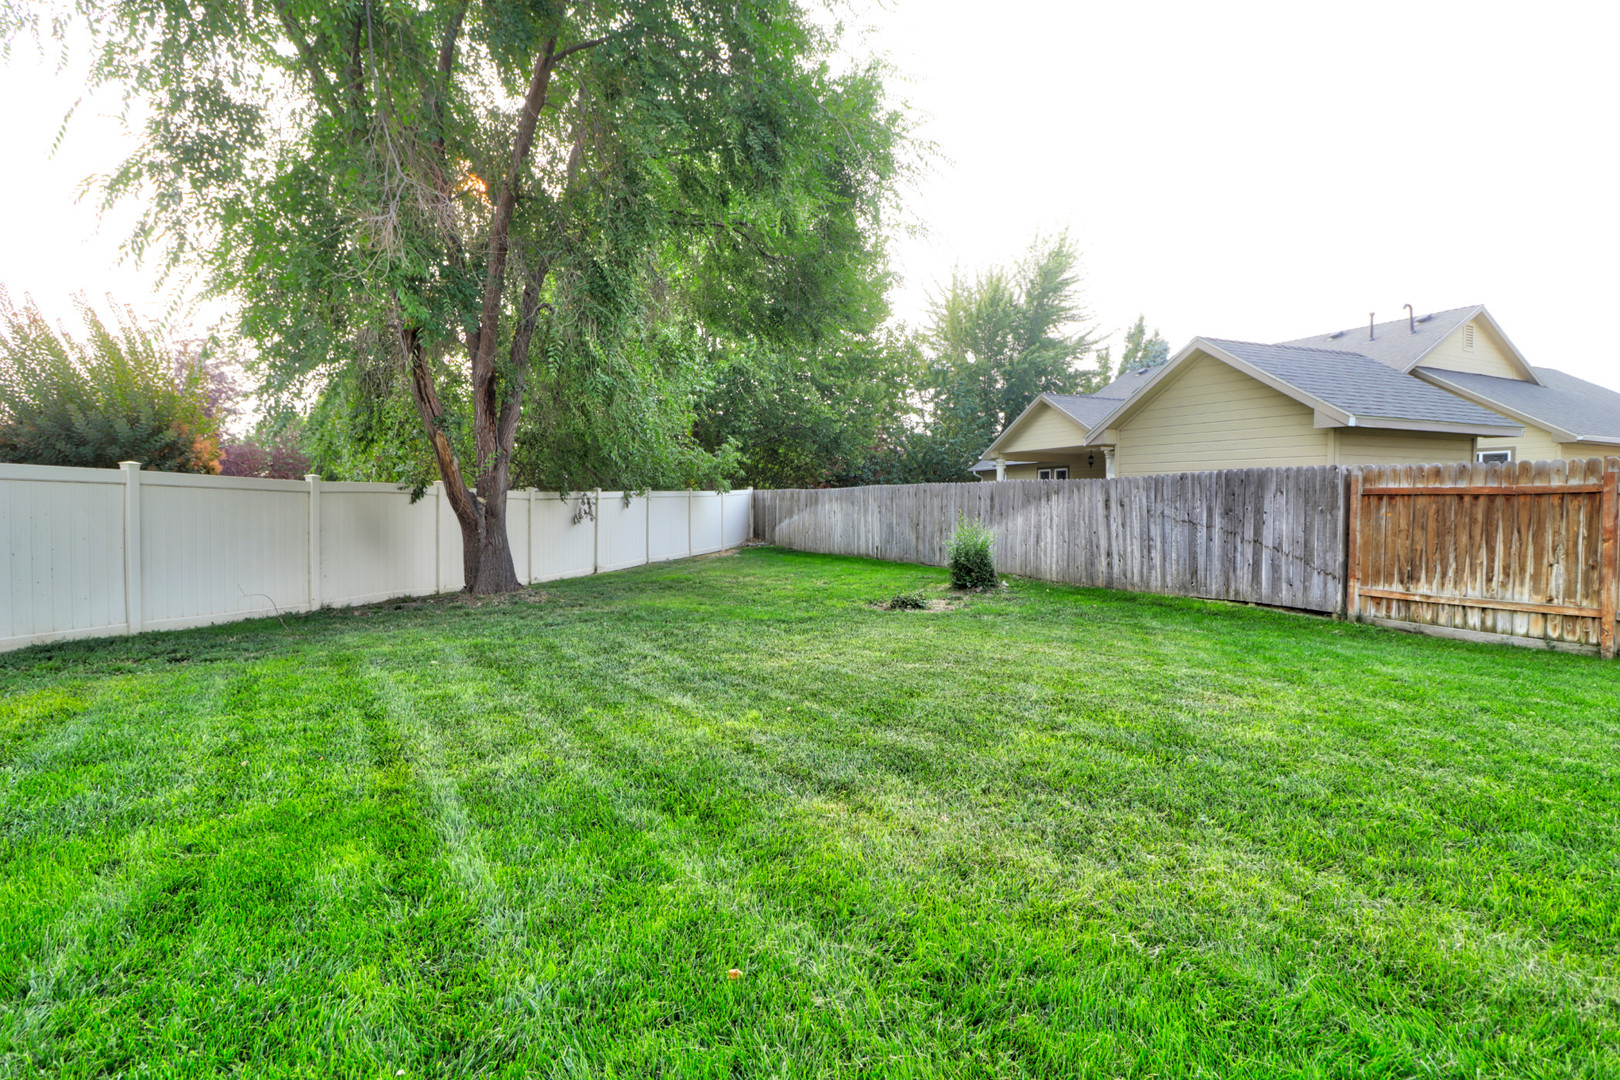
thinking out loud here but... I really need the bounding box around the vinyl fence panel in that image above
[137,472,311,632]
[595,492,649,572]
[722,489,752,550]
[0,463,752,652]
[648,493,693,563]
[530,493,597,581]
[321,483,439,607]
[0,464,128,648]
[691,492,725,555]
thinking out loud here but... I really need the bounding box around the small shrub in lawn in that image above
[948,517,997,590]
[884,590,929,611]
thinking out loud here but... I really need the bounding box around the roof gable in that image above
[982,368,1160,457]
[1279,305,1540,384]
[982,395,1090,457]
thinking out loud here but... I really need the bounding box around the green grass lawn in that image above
[2,547,1617,1079]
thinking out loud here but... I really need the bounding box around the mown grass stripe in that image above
[0,548,1615,1077]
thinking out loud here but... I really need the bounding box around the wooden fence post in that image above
[1600,463,1616,659]
[1346,469,1362,619]
[120,460,143,635]
[306,473,323,610]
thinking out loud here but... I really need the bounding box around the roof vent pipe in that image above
[1404,303,1414,333]
[1369,312,1375,341]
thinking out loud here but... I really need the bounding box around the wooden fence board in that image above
[752,459,1620,653]
[753,467,1349,613]
[1344,457,1619,653]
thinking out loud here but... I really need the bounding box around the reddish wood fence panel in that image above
[1348,458,1620,656]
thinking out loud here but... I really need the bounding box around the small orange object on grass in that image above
[727,968,743,980]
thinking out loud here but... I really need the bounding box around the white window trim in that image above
[1476,448,1514,463]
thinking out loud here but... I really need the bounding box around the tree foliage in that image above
[0,290,225,472]
[1095,314,1170,381]
[903,234,1102,481]
[18,0,909,590]
[691,329,919,489]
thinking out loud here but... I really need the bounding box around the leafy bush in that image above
[884,590,929,611]
[0,290,225,472]
[948,517,997,590]
[220,431,312,480]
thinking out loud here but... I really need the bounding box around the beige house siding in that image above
[1563,441,1620,460]
[1477,424,1563,464]
[998,401,1088,454]
[1333,428,1474,466]
[1112,352,1331,476]
[1421,320,1524,379]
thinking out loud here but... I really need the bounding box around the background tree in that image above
[903,233,1102,481]
[24,0,908,592]
[0,290,227,472]
[1094,314,1170,381]
[691,330,919,490]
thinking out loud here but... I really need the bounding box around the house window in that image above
[1477,449,1513,463]
[1037,467,1069,480]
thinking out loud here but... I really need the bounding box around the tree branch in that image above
[270,1,346,121]
[437,2,468,76]
[498,261,549,463]
[554,36,609,63]
[471,37,558,381]
[403,326,479,529]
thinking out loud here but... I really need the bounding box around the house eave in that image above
[1348,416,1523,437]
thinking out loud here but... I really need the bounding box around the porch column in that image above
[1103,448,1116,479]
[994,459,1006,481]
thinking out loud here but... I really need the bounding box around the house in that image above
[970,369,1156,480]
[976,305,1620,479]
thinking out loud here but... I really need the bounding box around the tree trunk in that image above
[469,486,521,594]
[401,38,560,597]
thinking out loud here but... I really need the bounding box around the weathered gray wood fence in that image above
[752,467,1349,613]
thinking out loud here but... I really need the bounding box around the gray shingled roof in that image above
[1091,367,1159,399]
[1036,369,1162,431]
[1417,366,1620,443]
[1042,394,1122,430]
[1030,369,1159,433]
[1278,305,1478,371]
[1205,338,1518,430]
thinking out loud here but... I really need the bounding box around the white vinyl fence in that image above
[0,462,752,652]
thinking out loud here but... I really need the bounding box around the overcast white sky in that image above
[3,0,1618,387]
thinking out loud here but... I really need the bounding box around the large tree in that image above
[12,0,905,591]
[905,233,1103,481]
[690,329,919,489]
